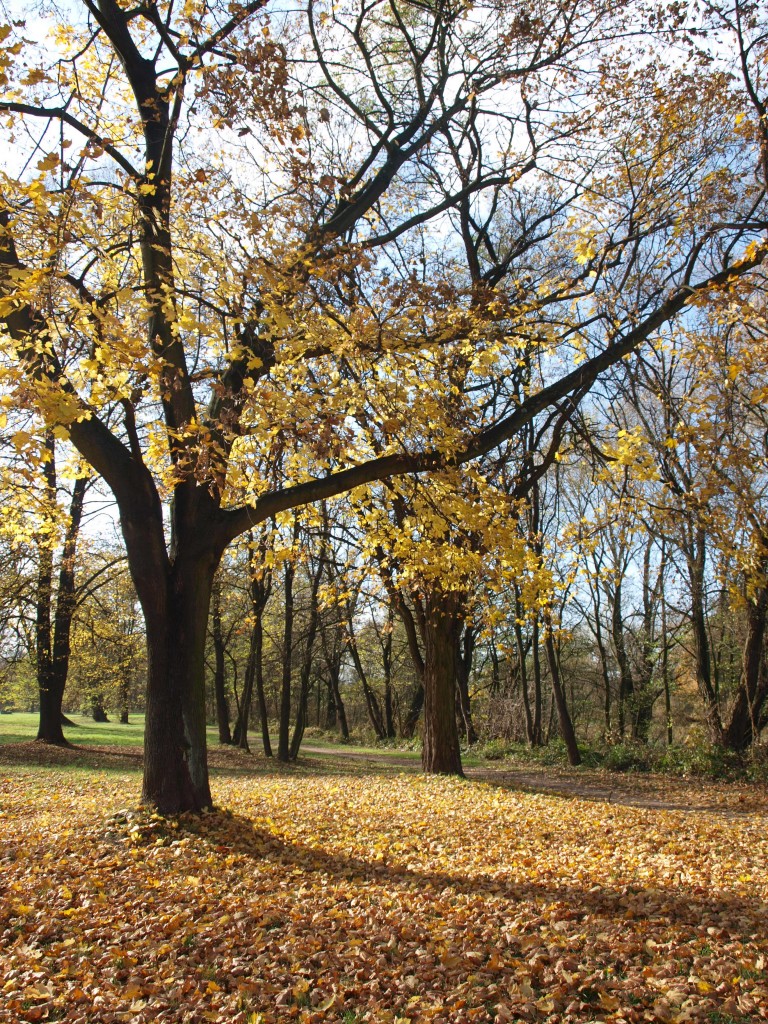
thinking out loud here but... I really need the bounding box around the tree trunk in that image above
[725,585,768,750]
[138,525,220,813]
[329,668,350,740]
[234,532,273,755]
[253,612,273,755]
[233,624,255,752]
[383,625,396,738]
[290,534,324,759]
[515,608,535,746]
[210,580,232,744]
[36,443,87,745]
[610,578,635,740]
[347,630,386,739]
[531,615,543,746]
[421,589,463,776]
[544,623,581,766]
[455,625,478,745]
[394,594,425,738]
[277,544,296,763]
[687,530,725,744]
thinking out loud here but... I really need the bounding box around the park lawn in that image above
[0,712,436,766]
[0,712,147,748]
[1,750,767,1024]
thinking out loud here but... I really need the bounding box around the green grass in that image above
[0,711,483,769]
[0,711,146,747]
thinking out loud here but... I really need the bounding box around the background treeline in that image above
[3,320,767,777]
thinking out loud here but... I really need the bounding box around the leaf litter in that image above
[1,764,767,1024]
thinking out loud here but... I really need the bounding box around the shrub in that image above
[603,742,652,773]
[657,743,743,780]
[481,738,510,761]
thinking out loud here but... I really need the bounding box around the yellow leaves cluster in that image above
[2,763,768,1023]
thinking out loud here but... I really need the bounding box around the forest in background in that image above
[3,315,768,780]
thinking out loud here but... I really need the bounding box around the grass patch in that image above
[0,711,146,747]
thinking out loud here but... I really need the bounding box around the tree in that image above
[0,422,93,741]
[1,0,766,810]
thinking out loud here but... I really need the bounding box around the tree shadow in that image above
[181,808,765,937]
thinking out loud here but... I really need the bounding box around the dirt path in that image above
[305,744,768,816]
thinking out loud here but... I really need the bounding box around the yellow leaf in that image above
[37,152,60,172]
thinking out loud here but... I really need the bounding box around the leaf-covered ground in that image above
[1,751,767,1024]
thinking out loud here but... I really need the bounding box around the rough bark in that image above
[421,589,464,776]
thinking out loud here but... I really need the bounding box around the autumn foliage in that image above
[2,748,767,1024]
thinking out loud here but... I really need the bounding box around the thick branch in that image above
[217,240,768,544]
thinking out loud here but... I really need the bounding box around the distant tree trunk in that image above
[594,613,613,738]
[610,578,634,739]
[396,593,425,738]
[233,623,256,752]
[277,545,296,763]
[661,590,673,745]
[254,615,272,755]
[531,615,544,746]
[210,579,232,745]
[455,625,478,745]
[91,696,109,722]
[489,640,501,695]
[686,528,725,744]
[382,623,396,739]
[36,447,87,745]
[328,666,349,740]
[515,605,535,746]
[119,672,131,724]
[544,618,581,766]
[324,678,338,730]
[290,525,326,759]
[234,531,273,755]
[421,588,463,776]
[347,627,386,739]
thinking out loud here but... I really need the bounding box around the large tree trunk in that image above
[421,589,463,776]
[141,561,217,812]
[130,484,222,813]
